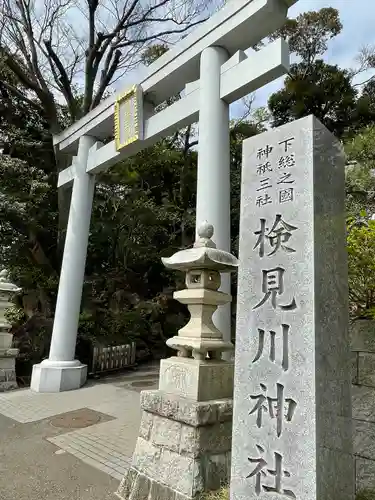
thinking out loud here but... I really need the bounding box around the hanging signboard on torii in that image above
[31,0,298,394]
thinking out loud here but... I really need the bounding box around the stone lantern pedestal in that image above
[0,270,20,391]
[116,223,238,500]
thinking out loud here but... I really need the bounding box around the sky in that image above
[107,0,374,121]
[231,0,375,119]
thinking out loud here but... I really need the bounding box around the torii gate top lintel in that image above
[54,0,297,156]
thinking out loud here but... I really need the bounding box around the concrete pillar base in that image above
[30,359,87,393]
[0,349,18,391]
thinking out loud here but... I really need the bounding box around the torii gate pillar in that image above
[31,136,97,393]
[196,46,232,357]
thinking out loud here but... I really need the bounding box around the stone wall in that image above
[352,320,375,492]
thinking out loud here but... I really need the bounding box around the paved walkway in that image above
[0,363,159,500]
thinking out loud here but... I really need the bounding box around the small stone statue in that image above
[0,269,20,391]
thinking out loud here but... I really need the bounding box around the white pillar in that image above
[31,135,96,392]
[195,46,232,357]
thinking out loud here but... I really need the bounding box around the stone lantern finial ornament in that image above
[194,221,215,247]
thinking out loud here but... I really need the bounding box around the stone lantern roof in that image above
[162,222,238,272]
[0,270,21,293]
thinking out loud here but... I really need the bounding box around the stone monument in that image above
[230,116,354,500]
[0,270,20,391]
[116,223,238,500]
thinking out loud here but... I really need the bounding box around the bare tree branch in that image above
[353,75,375,88]
[92,49,121,107]
[350,44,375,86]
[237,93,256,123]
[1,0,213,125]
[44,39,77,119]
[16,0,49,93]
[0,47,40,92]
[115,20,207,49]
[0,79,45,113]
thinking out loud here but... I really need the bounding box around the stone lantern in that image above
[159,221,238,399]
[0,270,21,391]
[117,223,238,500]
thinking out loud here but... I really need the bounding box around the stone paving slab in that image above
[0,362,160,497]
[0,412,119,500]
[0,384,129,423]
[89,387,142,418]
[0,365,159,486]
[48,418,139,481]
[0,365,159,423]
[47,393,142,481]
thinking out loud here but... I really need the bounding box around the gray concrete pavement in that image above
[0,363,159,500]
[0,412,118,500]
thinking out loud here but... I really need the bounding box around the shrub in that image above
[201,488,229,500]
[347,217,375,318]
[357,490,375,500]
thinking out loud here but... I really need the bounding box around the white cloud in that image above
[231,0,375,119]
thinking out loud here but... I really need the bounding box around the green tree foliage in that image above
[229,120,265,254]
[141,45,169,66]
[268,7,375,136]
[343,128,375,318]
[270,8,342,65]
[268,61,356,136]
[0,63,61,371]
[352,80,375,132]
[345,126,375,216]
[346,125,375,172]
[356,490,375,500]
[1,49,257,367]
[0,75,255,369]
[0,41,201,369]
[0,62,59,316]
[347,219,375,318]
[0,102,201,365]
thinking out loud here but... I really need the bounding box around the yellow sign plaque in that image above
[114,84,144,151]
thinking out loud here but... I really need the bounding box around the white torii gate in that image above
[30,0,297,393]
